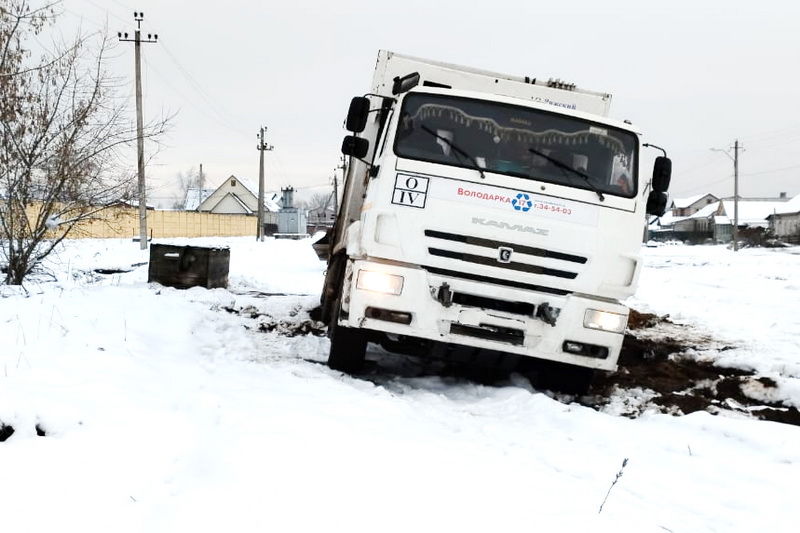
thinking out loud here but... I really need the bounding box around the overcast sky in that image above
[60,0,800,206]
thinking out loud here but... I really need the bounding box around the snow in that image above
[2,237,800,532]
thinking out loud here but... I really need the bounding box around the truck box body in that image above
[322,50,669,388]
[371,50,612,117]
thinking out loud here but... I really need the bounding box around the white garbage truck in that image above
[319,50,670,392]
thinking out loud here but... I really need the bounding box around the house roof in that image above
[232,176,282,211]
[769,193,800,216]
[653,210,684,227]
[193,175,282,213]
[183,188,215,211]
[671,193,718,210]
[688,201,721,220]
[718,199,789,227]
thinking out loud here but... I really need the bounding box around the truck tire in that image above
[327,298,367,374]
[521,359,594,396]
[538,362,594,396]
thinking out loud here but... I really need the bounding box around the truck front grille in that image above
[423,229,585,286]
[422,265,570,296]
[428,248,577,279]
[424,230,587,264]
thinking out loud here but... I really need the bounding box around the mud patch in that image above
[223,304,327,337]
[587,310,800,425]
[0,423,15,442]
[257,319,327,337]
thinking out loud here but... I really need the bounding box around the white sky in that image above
[59,0,800,206]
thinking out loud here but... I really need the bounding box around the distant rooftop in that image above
[183,188,215,211]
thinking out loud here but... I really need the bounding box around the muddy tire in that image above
[525,360,595,396]
[327,298,367,374]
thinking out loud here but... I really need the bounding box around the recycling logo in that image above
[512,193,532,212]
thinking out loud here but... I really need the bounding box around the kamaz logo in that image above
[472,217,549,236]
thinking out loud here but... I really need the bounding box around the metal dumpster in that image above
[148,244,230,289]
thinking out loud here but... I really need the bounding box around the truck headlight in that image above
[356,270,404,295]
[584,309,627,334]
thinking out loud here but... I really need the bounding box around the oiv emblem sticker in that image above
[392,173,429,208]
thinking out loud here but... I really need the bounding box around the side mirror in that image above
[392,72,421,95]
[341,135,369,159]
[652,156,671,193]
[646,191,668,216]
[345,97,370,133]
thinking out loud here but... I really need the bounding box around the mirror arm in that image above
[643,143,668,158]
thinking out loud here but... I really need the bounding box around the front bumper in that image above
[339,258,627,371]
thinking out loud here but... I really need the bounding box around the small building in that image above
[276,187,308,238]
[649,193,719,242]
[766,193,800,244]
[671,201,721,243]
[196,175,280,215]
[652,193,792,244]
[670,193,719,217]
[188,175,281,234]
[716,197,790,243]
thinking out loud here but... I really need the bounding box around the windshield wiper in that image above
[527,147,605,201]
[420,125,486,179]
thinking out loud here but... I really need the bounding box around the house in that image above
[652,193,792,244]
[195,175,280,215]
[766,193,800,243]
[714,197,791,243]
[670,193,719,217]
[671,200,722,242]
[184,175,283,234]
[649,193,719,241]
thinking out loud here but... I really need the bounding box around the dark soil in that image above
[588,310,800,425]
[0,423,15,442]
[233,301,800,427]
[223,304,327,337]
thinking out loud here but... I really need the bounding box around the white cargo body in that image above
[320,50,670,393]
[371,50,612,117]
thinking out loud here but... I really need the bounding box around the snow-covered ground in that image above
[2,237,799,532]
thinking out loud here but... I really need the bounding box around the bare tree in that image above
[0,1,169,284]
[300,191,336,227]
[171,166,201,209]
[299,191,333,211]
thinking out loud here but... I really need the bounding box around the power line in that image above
[740,163,800,177]
[156,40,252,137]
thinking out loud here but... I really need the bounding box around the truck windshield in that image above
[394,92,638,198]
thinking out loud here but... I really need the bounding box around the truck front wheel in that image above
[521,359,595,396]
[538,365,594,396]
[327,301,367,374]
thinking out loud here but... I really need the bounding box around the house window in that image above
[231,179,237,187]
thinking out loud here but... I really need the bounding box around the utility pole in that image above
[119,12,158,250]
[331,173,339,216]
[733,139,741,252]
[334,155,346,215]
[256,126,274,241]
[711,140,743,252]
